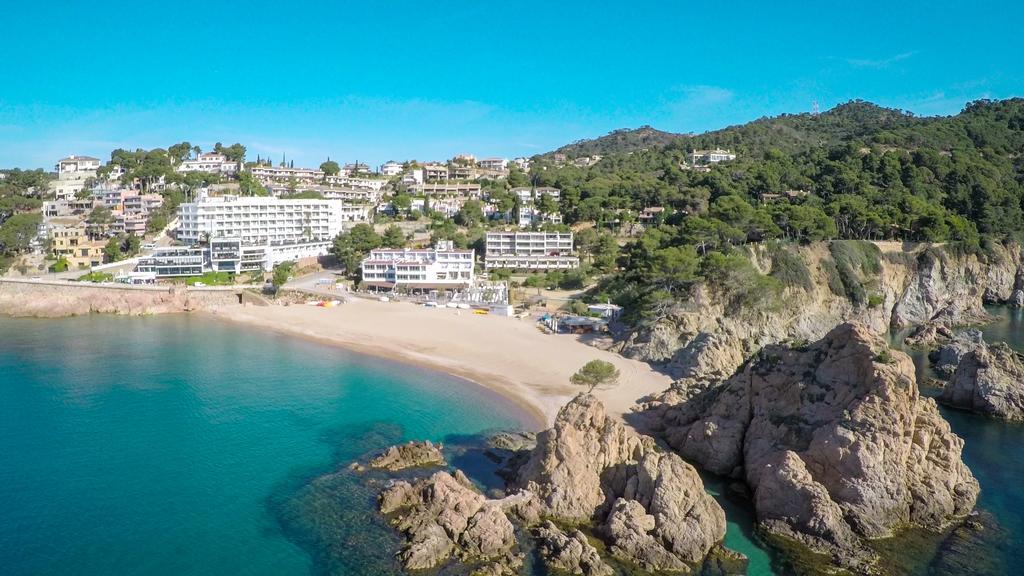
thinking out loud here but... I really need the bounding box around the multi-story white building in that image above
[512,187,562,227]
[56,155,101,179]
[361,240,475,291]
[410,182,482,197]
[136,246,205,277]
[484,231,579,270]
[689,149,736,165]
[379,161,404,177]
[477,158,508,171]
[249,165,324,185]
[176,152,240,175]
[177,191,346,246]
[323,175,388,191]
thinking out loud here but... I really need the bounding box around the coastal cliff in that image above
[647,323,979,574]
[0,280,244,317]
[618,241,1023,383]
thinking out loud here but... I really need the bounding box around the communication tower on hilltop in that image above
[812,100,820,116]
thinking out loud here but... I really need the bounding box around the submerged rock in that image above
[941,341,1024,421]
[658,322,979,573]
[379,470,520,571]
[368,440,445,471]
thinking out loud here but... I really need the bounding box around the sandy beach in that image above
[209,298,673,430]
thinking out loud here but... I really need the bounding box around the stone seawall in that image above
[0,280,244,317]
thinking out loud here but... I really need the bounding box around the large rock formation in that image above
[368,440,445,471]
[655,322,979,572]
[929,329,985,377]
[533,521,613,576]
[375,395,732,574]
[518,394,727,571]
[941,341,1024,420]
[379,470,520,573]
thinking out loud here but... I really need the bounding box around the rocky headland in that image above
[617,242,1023,382]
[646,322,979,573]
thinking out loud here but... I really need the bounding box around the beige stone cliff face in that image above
[620,242,1023,381]
[654,323,979,573]
[0,281,241,317]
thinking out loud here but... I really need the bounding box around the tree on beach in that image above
[570,359,621,393]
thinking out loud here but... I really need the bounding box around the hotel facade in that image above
[174,191,347,273]
[484,231,579,270]
[361,241,474,291]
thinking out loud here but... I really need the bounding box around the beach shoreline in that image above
[204,298,673,430]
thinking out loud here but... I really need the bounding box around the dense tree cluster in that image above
[528,99,1024,317]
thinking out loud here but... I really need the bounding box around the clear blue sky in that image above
[2,0,1021,170]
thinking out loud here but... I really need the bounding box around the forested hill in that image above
[543,126,685,158]
[525,98,1024,317]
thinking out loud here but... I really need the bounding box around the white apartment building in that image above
[176,152,240,175]
[323,175,388,191]
[477,158,508,171]
[56,155,101,179]
[379,161,404,177]
[484,231,579,270]
[208,237,334,274]
[689,149,736,165]
[249,165,324,185]
[512,187,562,227]
[361,240,474,291]
[136,246,205,277]
[411,182,482,197]
[177,191,346,246]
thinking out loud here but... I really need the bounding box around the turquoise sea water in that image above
[0,315,531,576]
[2,313,1021,576]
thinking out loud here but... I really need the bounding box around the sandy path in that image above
[207,298,672,430]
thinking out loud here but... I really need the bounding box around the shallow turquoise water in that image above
[0,315,531,576]
[6,312,1019,575]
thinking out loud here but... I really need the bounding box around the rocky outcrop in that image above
[379,470,520,572]
[518,394,728,571]
[653,322,979,573]
[0,280,241,317]
[533,521,613,576]
[941,341,1024,420]
[368,440,445,471]
[619,242,1022,382]
[376,396,734,574]
[929,329,985,377]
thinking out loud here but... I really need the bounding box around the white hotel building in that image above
[361,241,474,291]
[484,231,579,270]
[176,152,240,175]
[176,191,347,272]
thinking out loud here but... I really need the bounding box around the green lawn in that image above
[185,271,235,286]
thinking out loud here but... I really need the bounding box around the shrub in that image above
[867,294,885,308]
[768,247,813,291]
[828,240,882,306]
